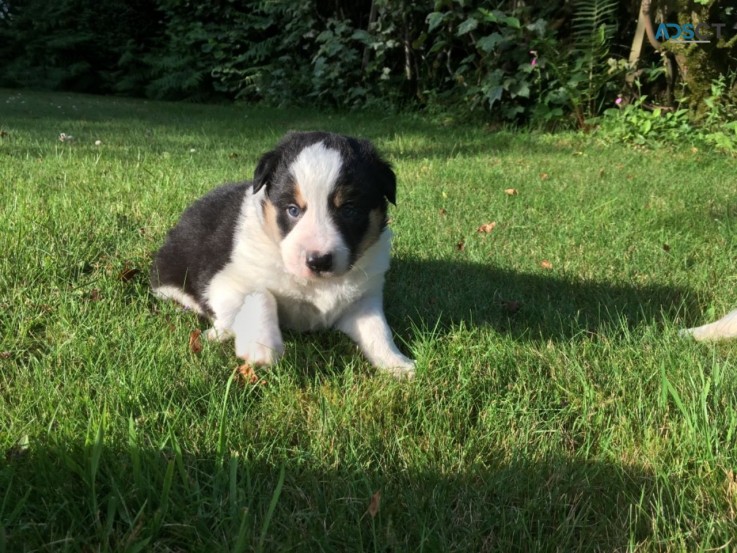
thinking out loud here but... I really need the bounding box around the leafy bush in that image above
[421,5,551,121]
[598,95,691,146]
[179,3,317,104]
[0,0,611,122]
[0,0,161,93]
[567,0,619,123]
[1,0,734,129]
[597,72,737,153]
[699,73,737,152]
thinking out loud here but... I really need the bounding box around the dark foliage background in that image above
[0,0,735,125]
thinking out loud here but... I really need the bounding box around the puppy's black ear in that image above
[253,149,280,193]
[359,137,397,205]
[376,159,397,205]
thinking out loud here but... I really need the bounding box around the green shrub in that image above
[0,0,161,93]
[1,0,734,127]
[597,72,737,153]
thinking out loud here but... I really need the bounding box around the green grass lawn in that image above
[1,89,736,552]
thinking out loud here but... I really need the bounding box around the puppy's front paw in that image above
[204,326,234,342]
[235,337,285,366]
[379,355,416,379]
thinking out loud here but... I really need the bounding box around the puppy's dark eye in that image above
[340,204,361,219]
[286,204,302,219]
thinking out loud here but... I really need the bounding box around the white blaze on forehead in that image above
[288,141,343,207]
[281,140,351,277]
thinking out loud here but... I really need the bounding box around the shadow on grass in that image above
[385,258,699,342]
[2,442,669,551]
[136,255,699,381]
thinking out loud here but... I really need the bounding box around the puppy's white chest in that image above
[276,297,334,331]
[272,276,365,331]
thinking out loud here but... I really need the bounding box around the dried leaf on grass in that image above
[540,259,553,270]
[119,264,141,282]
[455,239,465,252]
[539,172,549,181]
[367,490,381,519]
[504,188,518,196]
[189,329,203,354]
[236,363,267,386]
[476,221,497,233]
[726,469,737,518]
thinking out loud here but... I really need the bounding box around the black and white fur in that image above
[151,131,415,377]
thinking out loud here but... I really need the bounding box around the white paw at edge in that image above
[204,327,234,342]
[380,356,416,379]
[236,338,285,367]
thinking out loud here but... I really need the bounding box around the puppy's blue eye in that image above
[286,205,302,218]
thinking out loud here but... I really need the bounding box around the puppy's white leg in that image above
[336,294,415,378]
[205,324,234,342]
[681,309,737,342]
[232,291,284,366]
[203,285,244,342]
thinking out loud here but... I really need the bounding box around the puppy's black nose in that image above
[306,252,333,274]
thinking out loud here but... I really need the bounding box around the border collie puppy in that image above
[151,131,415,378]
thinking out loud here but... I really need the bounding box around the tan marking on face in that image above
[356,208,385,257]
[332,188,345,209]
[293,183,307,210]
[261,199,281,243]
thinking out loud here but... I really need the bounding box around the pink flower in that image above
[615,96,623,105]
[531,57,537,67]
[530,50,538,67]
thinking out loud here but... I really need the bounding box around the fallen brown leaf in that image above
[119,265,141,282]
[476,221,497,233]
[540,259,553,270]
[539,172,549,181]
[367,490,381,519]
[455,239,465,252]
[189,329,203,354]
[439,208,447,216]
[236,363,266,386]
[504,188,518,196]
[726,469,737,518]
